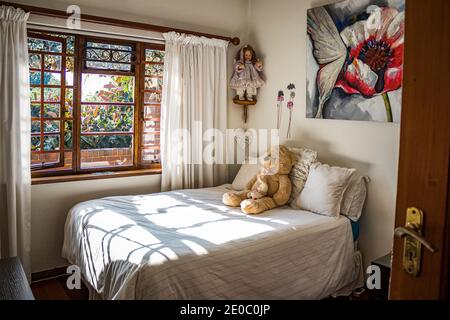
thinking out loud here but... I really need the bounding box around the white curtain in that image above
[161,32,229,191]
[0,6,31,278]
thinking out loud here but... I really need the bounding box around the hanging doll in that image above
[230,45,264,101]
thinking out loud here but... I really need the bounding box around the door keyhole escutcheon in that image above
[394,208,438,277]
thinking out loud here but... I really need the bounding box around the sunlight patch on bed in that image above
[131,194,189,213]
[181,239,208,255]
[177,220,274,245]
[119,225,161,246]
[247,216,290,225]
[173,191,240,215]
[77,206,98,217]
[126,245,170,265]
[147,248,180,265]
[87,209,138,231]
[189,198,243,215]
[159,247,178,260]
[148,251,166,265]
[91,225,164,264]
[145,207,227,228]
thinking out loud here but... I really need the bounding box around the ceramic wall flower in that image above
[287,84,296,109]
[277,90,285,102]
[286,84,296,139]
[277,90,285,129]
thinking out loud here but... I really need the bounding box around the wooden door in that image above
[390,0,450,299]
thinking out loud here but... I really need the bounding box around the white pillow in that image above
[287,147,318,204]
[231,163,260,191]
[341,173,370,221]
[294,162,355,217]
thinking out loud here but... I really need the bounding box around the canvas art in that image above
[306,0,405,123]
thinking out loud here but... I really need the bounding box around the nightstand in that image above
[369,253,392,300]
[0,257,34,300]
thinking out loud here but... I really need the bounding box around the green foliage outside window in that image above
[81,75,135,149]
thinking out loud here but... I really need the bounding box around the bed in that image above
[62,184,364,300]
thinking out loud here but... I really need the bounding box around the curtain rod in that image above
[28,22,166,45]
[0,1,241,45]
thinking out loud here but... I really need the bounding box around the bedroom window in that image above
[28,31,163,180]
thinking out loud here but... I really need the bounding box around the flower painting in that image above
[306,0,405,122]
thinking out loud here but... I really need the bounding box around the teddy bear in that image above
[223,145,297,215]
[247,174,269,200]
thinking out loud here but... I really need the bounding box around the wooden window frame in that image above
[76,35,137,174]
[29,30,163,180]
[82,36,138,74]
[140,43,165,170]
[28,31,73,173]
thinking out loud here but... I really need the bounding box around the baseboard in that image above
[31,266,69,283]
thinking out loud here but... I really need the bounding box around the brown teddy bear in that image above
[223,145,296,215]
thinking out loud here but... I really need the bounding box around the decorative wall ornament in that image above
[306,0,405,123]
[230,44,264,123]
[286,83,296,139]
[276,90,285,130]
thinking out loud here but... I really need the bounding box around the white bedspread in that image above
[62,184,362,300]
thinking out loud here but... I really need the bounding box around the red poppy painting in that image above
[307,0,405,122]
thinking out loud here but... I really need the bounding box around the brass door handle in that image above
[394,207,437,276]
[394,225,438,253]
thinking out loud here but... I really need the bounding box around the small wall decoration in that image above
[286,84,296,139]
[276,90,285,130]
[231,45,264,123]
[306,0,405,123]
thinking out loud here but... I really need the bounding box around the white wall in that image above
[11,0,248,37]
[241,0,400,268]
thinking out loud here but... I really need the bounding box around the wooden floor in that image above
[31,275,89,300]
[31,275,369,300]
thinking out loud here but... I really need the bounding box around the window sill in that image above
[31,169,162,185]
